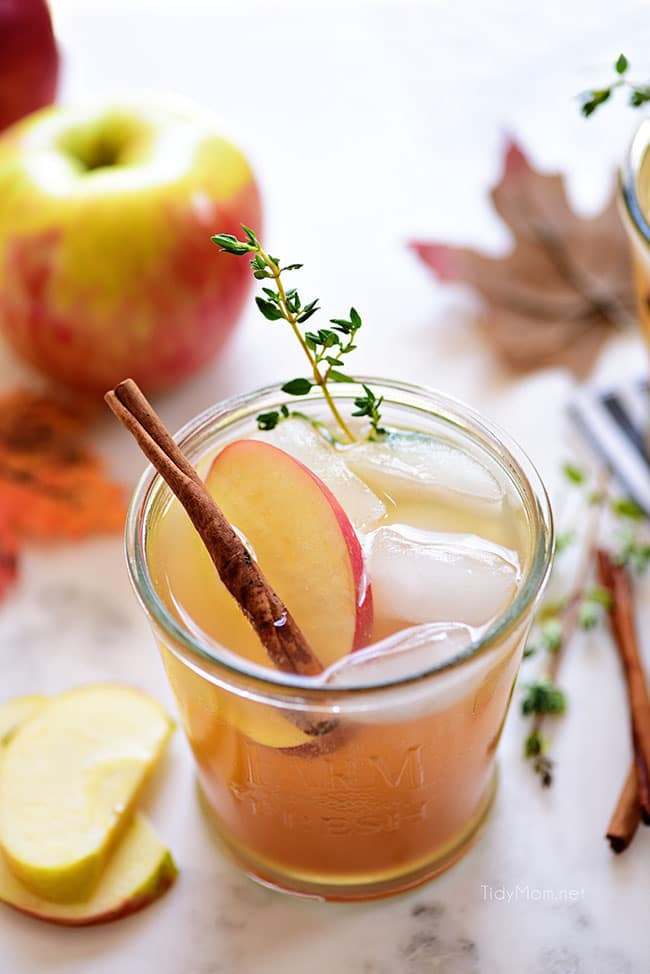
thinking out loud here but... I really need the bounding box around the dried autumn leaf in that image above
[0,390,125,600]
[411,140,637,378]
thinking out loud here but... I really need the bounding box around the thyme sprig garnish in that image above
[580,53,650,117]
[211,225,384,441]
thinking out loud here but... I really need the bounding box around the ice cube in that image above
[254,418,386,531]
[344,432,504,512]
[320,619,518,723]
[322,621,475,687]
[366,524,520,628]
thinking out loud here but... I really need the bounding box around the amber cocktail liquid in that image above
[127,381,552,900]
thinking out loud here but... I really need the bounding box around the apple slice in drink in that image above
[253,418,386,531]
[205,439,373,666]
[0,814,177,927]
[161,648,312,751]
[150,438,373,750]
[162,438,372,751]
[0,685,173,902]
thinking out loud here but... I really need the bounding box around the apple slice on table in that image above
[205,439,373,668]
[0,814,176,927]
[0,685,173,903]
[0,694,48,744]
[0,691,176,926]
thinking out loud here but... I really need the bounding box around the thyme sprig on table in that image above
[212,226,384,441]
[580,53,650,117]
[521,460,650,787]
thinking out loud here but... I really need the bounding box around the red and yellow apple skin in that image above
[0,0,59,133]
[0,102,262,394]
[0,815,177,927]
[205,439,373,667]
[156,438,374,755]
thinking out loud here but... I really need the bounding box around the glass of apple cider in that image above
[620,119,650,347]
[126,379,553,900]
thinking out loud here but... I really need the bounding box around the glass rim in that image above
[620,117,650,246]
[125,377,554,698]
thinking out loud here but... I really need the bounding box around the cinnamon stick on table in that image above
[606,767,641,853]
[106,379,324,680]
[597,548,650,828]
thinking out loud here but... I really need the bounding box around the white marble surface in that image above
[1,1,650,971]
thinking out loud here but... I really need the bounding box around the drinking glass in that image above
[126,379,553,900]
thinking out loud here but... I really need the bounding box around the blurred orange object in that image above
[0,390,125,601]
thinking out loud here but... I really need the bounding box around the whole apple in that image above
[0,101,262,393]
[0,0,59,132]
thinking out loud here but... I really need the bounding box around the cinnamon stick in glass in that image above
[597,548,650,825]
[106,379,324,679]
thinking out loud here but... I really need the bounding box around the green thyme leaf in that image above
[584,586,612,609]
[616,533,650,573]
[562,462,586,485]
[580,55,650,117]
[297,300,320,324]
[581,88,612,117]
[578,602,599,630]
[541,618,563,653]
[352,385,386,436]
[241,224,259,246]
[255,297,284,321]
[611,497,646,520]
[578,585,612,630]
[525,729,544,757]
[537,598,568,621]
[281,378,313,396]
[256,410,281,431]
[521,681,567,717]
[630,86,650,107]
[533,754,554,787]
[211,234,252,255]
[330,319,353,334]
[555,530,575,554]
[524,730,554,785]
